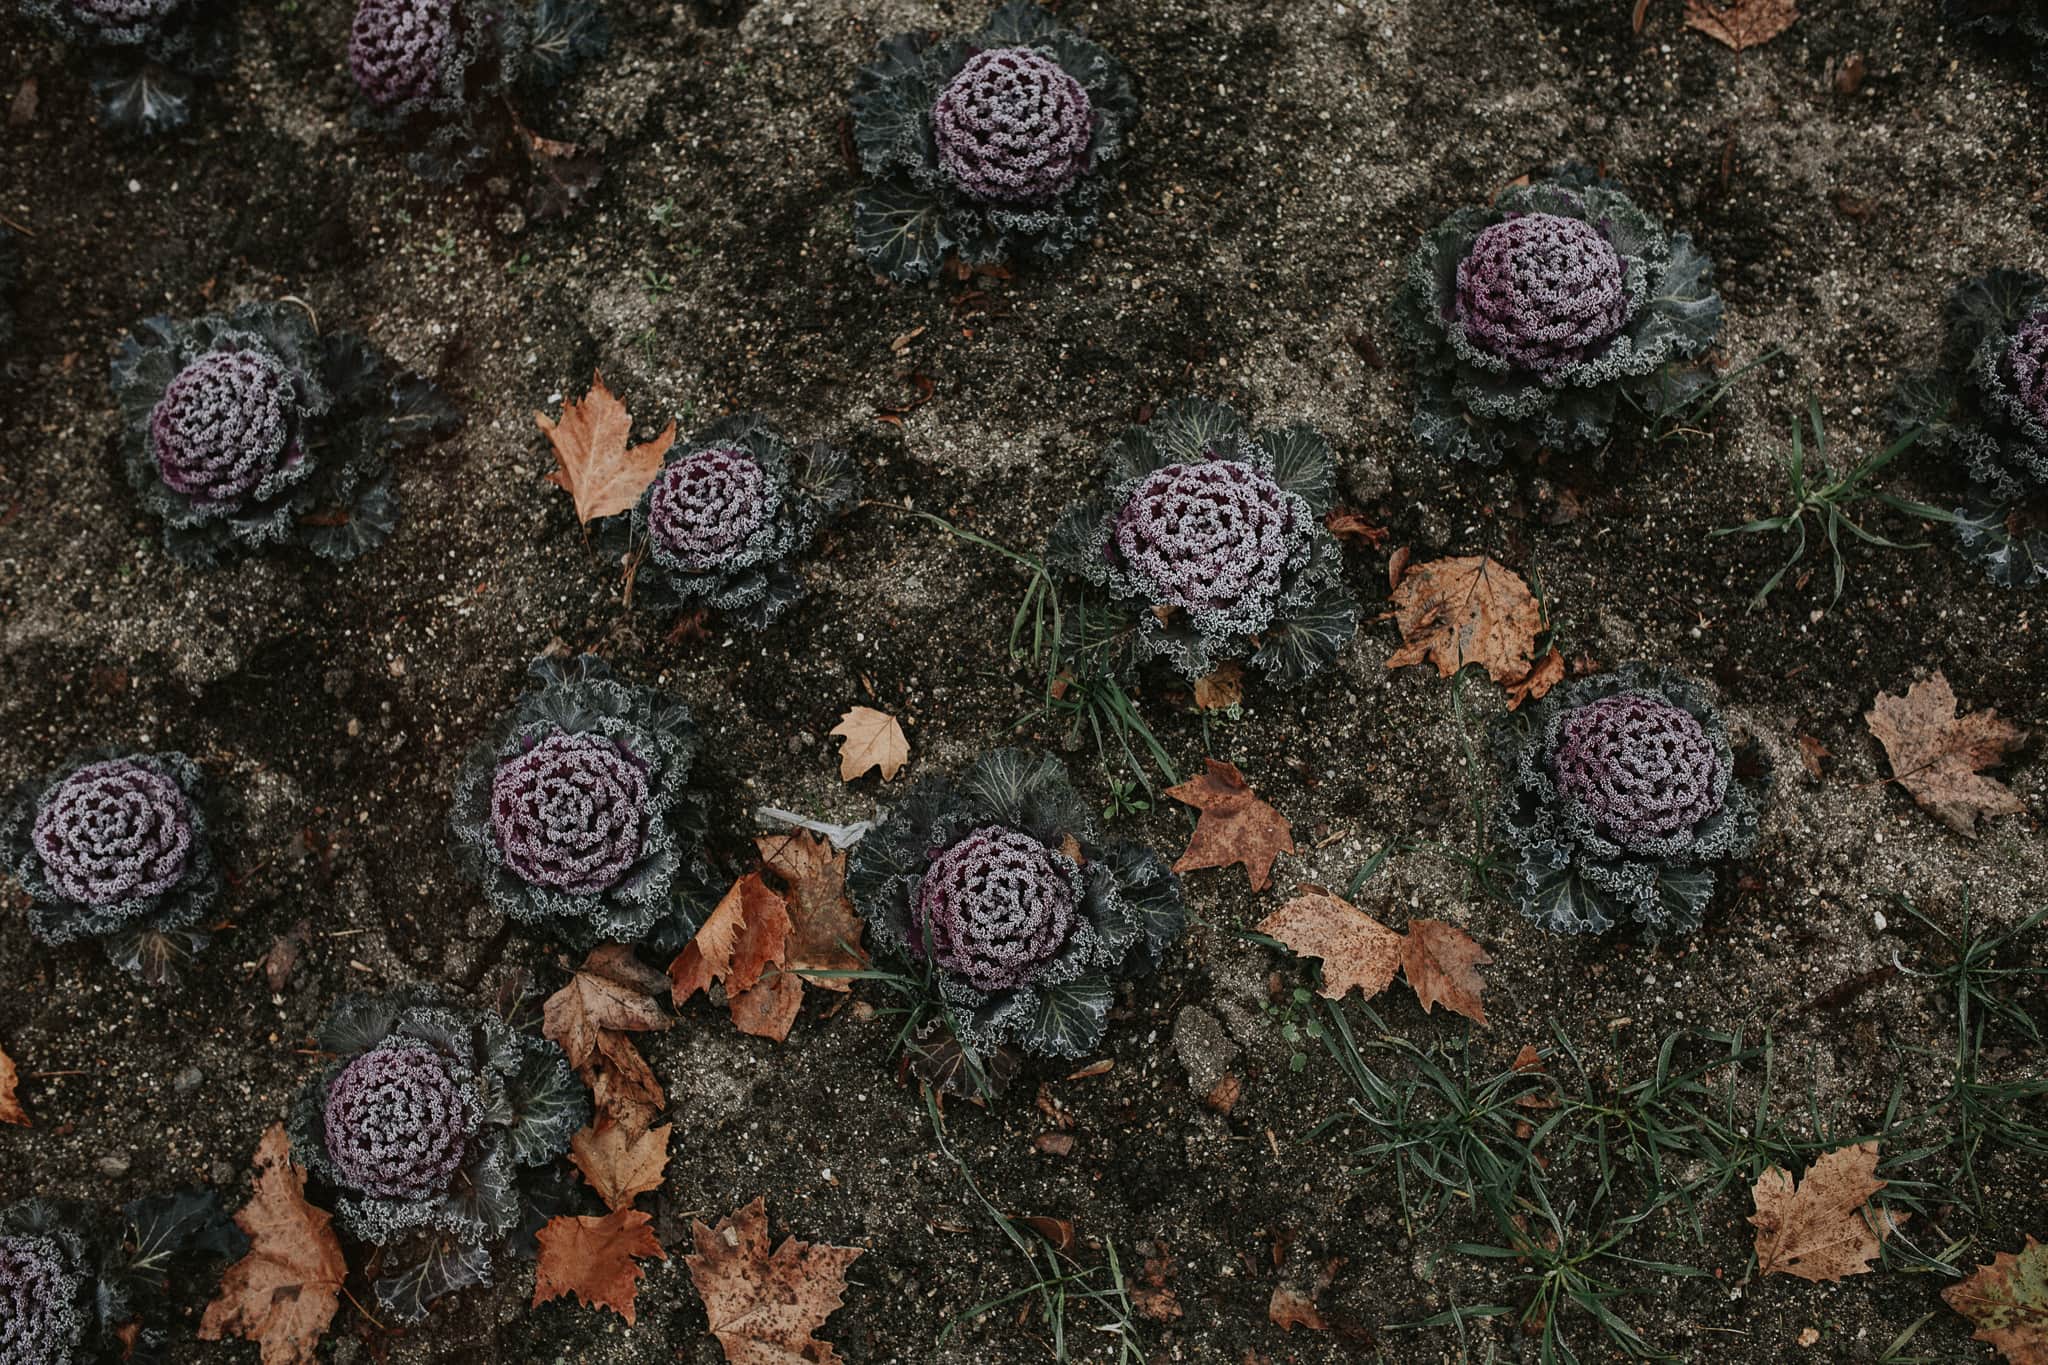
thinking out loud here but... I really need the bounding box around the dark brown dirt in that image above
[0,0,2043,1362]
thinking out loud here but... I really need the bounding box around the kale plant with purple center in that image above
[611,414,858,628]
[0,751,220,985]
[345,0,609,197]
[1496,666,1762,937]
[286,990,585,1323]
[1891,268,2048,587]
[1391,167,1724,466]
[111,301,460,569]
[1045,398,1357,689]
[848,1,1138,282]
[15,0,240,134]
[449,655,717,953]
[848,750,1184,1075]
[1945,0,2048,83]
[0,1192,244,1365]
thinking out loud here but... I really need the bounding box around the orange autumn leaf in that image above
[1865,670,2028,837]
[199,1125,348,1365]
[1401,919,1493,1026]
[829,706,909,781]
[536,372,674,524]
[1268,1284,1327,1333]
[1192,659,1245,711]
[683,1197,863,1365]
[1256,888,1403,1001]
[758,831,866,988]
[1164,758,1295,892]
[669,869,808,1042]
[1385,554,1555,705]
[1750,1142,1901,1282]
[1684,0,1798,52]
[1943,1237,2048,1365]
[0,1044,27,1127]
[543,946,674,1136]
[534,1208,666,1324]
[570,1121,672,1212]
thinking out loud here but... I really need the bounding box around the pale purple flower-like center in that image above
[1553,694,1724,853]
[30,759,193,907]
[2005,309,2048,430]
[0,1233,85,1365]
[932,46,1094,206]
[913,825,1077,992]
[148,349,297,508]
[1112,460,1295,622]
[646,446,772,572]
[348,0,458,108]
[67,0,181,29]
[322,1044,473,1201]
[1454,212,1629,375]
[489,731,650,893]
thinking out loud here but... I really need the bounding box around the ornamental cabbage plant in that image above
[848,750,1185,1066]
[1391,167,1724,466]
[1,751,220,985]
[286,990,586,1323]
[614,414,858,628]
[347,0,609,185]
[1891,269,2048,587]
[1045,398,1358,688]
[1496,666,1761,937]
[112,302,460,568]
[449,655,717,953]
[1945,0,2048,83]
[849,1,1139,282]
[15,0,240,134]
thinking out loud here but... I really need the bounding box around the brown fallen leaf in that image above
[533,1208,666,1324]
[570,1121,672,1212]
[829,705,909,781]
[536,373,675,525]
[1797,734,1831,781]
[0,1044,26,1127]
[1511,1044,1560,1110]
[1268,1284,1327,1333]
[1384,554,1548,696]
[1942,1237,2048,1365]
[1503,646,1564,711]
[1684,0,1799,51]
[1135,1249,1184,1322]
[1325,509,1389,549]
[1401,919,1492,1026]
[1750,1142,1899,1282]
[544,946,674,1136]
[1257,888,1403,1001]
[1865,671,2027,837]
[1165,759,1296,893]
[669,869,804,1041]
[683,1197,863,1365]
[758,831,866,989]
[199,1125,348,1365]
[1193,659,1245,711]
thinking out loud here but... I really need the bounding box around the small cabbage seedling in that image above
[16,0,241,135]
[1045,397,1358,688]
[849,0,1139,282]
[612,414,858,628]
[286,990,587,1323]
[449,655,718,953]
[1,751,220,985]
[848,749,1185,1068]
[1496,666,1762,937]
[1391,166,1724,466]
[1892,268,2048,587]
[112,302,460,568]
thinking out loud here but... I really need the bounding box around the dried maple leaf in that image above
[0,1044,26,1127]
[535,372,675,525]
[1503,646,1564,710]
[1684,0,1799,51]
[1193,659,1245,711]
[1257,888,1403,1001]
[829,705,909,781]
[670,869,805,1040]
[570,1121,672,1212]
[1865,671,2027,837]
[683,1197,863,1365]
[1401,919,1492,1026]
[544,946,674,1136]
[533,1208,666,1324]
[1750,1142,1899,1282]
[1165,759,1295,893]
[199,1125,348,1365]
[1944,1237,2048,1365]
[1268,1284,1327,1333]
[758,831,866,988]
[1384,554,1549,697]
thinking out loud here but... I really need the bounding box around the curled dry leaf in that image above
[669,869,804,1042]
[1256,888,1403,1001]
[533,1208,666,1324]
[1943,1237,2048,1365]
[1268,1284,1327,1333]
[683,1197,863,1365]
[198,1124,348,1365]
[1684,0,1799,52]
[570,1121,672,1212]
[829,705,909,781]
[1865,670,2027,837]
[1750,1141,1900,1282]
[536,372,675,525]
[1401,919,1492,1026]
[1192,659,1245,711]
[543,945,674,1137]
[0,1043,26,1127]
[1384,554,1557,707]
[759,831,867,988]
[1165,758,1296,893]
